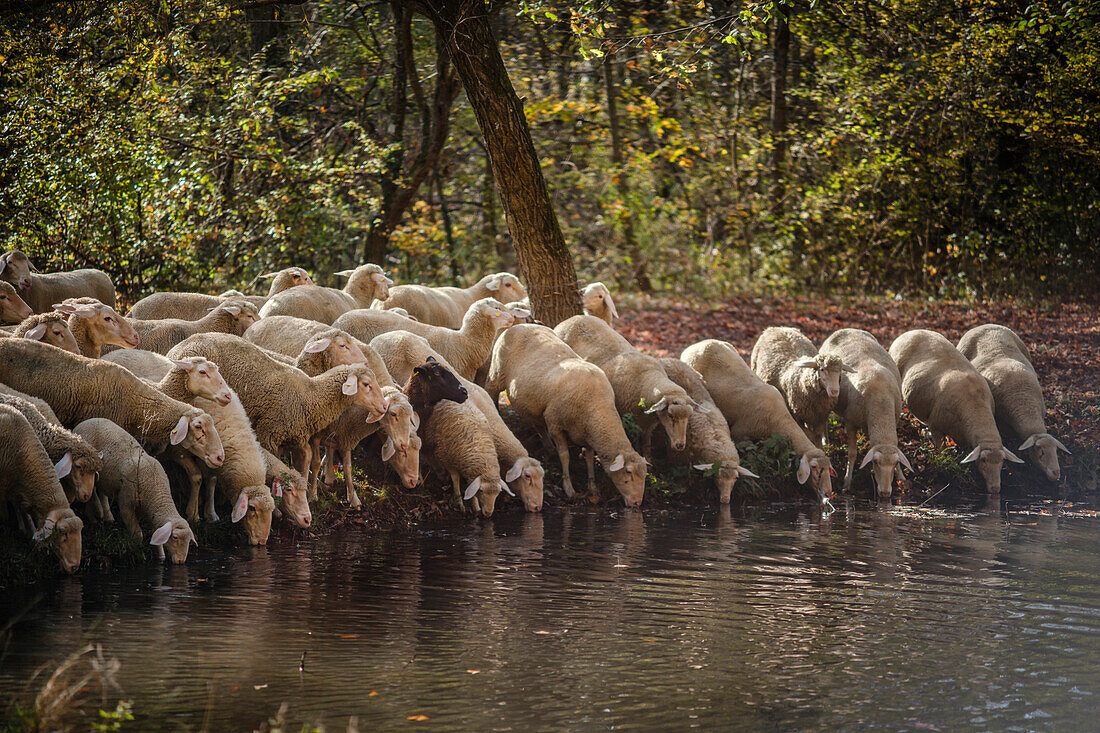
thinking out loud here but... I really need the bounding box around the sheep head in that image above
[605,451,647,508]
[644,394,700,452]
[302,330,367,369]
[231,487,275,545]
[407,358,468,406]
[34,507,83,574]
[273,472,312,529]
[149,519,196,564]
[171,412,225,469]
[794,353,853,400]
[170,357,233,405]
[337,263,393,302]
[482,272,527,303]
[694,461,758,504]
[55,299,140,349]
[260,267,313,296]
[338,364,388,421]
[859,445,912,498]
[217,299,260,333]
[19,314,80,354]
[581,282,618,322]
[380,389,416,454]
[797,450,834,503]
[961,442,1023,493]
[0,250,34,292]
[386,431,422,489]
[0,281,33,323]
[505,457,545,512]
[68,447,102,503]
[1018,433,1070,482]
[469,297,516,332]
[463,475,505,517]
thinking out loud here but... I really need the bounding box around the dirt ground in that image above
[616,294,1099,479]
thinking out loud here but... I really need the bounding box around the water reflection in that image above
[2,504,1099,731]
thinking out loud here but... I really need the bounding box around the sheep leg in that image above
[844,428,857,491]
[186,474,202,523]
[178,454,204,514]
[449,469,470,513]
[343,449,361,509]
[203,476,219,522]
[120,502,142,541]
[583,448,598,497]
[291,444,315,501]
[322,449,336,485]
[641,422,656,460]
[92,491,114,523]
[931,429,945,450]
[306,437,323,500]
[551,430,576,499]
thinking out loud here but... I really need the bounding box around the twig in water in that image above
[918,484,951,507]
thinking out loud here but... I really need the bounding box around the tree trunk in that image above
[603,50,653,292]
[418,0,581,326]
[770,3,790,217]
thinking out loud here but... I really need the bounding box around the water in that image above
[3,499,1100,731]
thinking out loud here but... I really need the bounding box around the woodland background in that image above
[1,0,1098,301]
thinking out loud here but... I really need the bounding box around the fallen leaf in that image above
[407,715,429,721]
[368,691,379,696]
[254,684,268,690]
[466,669,480,674]
[340,635,360,639]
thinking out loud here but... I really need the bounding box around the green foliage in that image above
[91,702,134,733]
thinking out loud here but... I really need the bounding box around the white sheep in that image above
[127,267,311,320]
[682,339,835,504]
[335,297,520,381]
[555,314,701,456]
[243,316,394,383]
[12,312,81,354]
[820,328,911,497]
[370,331,544,512]
[167,333,387,486]
[378,272,527,328]
[581,282,619,325]
[258,264,393,324]
[486,323,647,507]
[957,323,1068,482]
[54,299,140,357]
[0,382,62,425]
[659,357,758,503]
[750,326,853,447]
[118,299,260,355]
[72,418,198,562]
[0,281,34,324]
[0,403,83,573]
[0,338,225,469]
[0,249,116,312]
[0,391,102,504]
[889,329,1023,492]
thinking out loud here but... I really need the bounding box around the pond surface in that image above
[3,497,1100,731]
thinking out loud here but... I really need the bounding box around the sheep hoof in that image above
[205,509,220,522]
[561,485,576,500]
[347,495,362,510]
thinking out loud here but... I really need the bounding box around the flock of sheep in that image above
[0,249,1069,575]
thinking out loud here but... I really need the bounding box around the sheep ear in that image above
[32,518,56,542]
[52,303,76,314]
[231,493,249,523]
[505,460,523,483]
[689,398,710,414]
[643,396,668,414]
[485,275,503,291]
[842,364,857,373]
[793,357,818,369]
[23,323,47,341]
[1018,435,1037,451]
[54,452,73,480]
[859,450,878,469]
[897,451,913,472]
[425,356,437,363]
[0,259,5,276]
[170,415,190,445]
[305,338,331,354]
[605,293,619,320]
[341,374,358,395]
[797,453,811,484]
[693,463,714,471]
[381,438,395,461]
[463,476,482,500]
[258,272,278,279]
[1002,447,1025,464]
[224,305,241,317]
[1052,437,1071,455]
[335,269,355,277]
[149,521,173,546]
[189,532,198,548]
[271,479,283,497]
[411,412,421,430]
[511,307,532,319]
[737,466,760,478]
[960,445,982,463]
[608,454,625,472]
[500,480,515,497]
[169,358,196,372]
